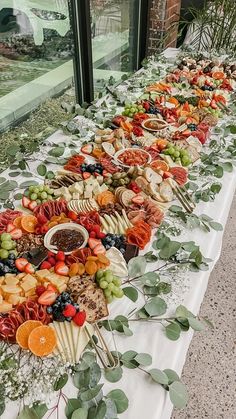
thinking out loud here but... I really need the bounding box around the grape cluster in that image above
[80,163,103,175]
[25,185,54,204]
[0,253,17,275]
[122,103,145,118]
[0,233,17,260]
[187,123,197,132]
[102,234,126,253]
[148,107,162,115]
[96,269,124,303]
[104,172,130,189]
[46,292,79,321]
[163,144,192,166]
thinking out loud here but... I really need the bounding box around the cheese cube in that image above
[0,302,12,313]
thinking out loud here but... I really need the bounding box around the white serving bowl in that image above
[114,148,151,168]
[44,222,89,255]
[141,118,169,132]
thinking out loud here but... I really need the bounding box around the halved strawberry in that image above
[54,262,69,276]
[10,228,23,240]
[28,201,38,211]
[93,243,106,255]
[82,172,91,180]
[88,238,101,250]
[92,225,100,235]
[22,196,31,209]
[6,223,15,233]
[15,258,28,272]
[38,290,58,305]
[47,257,56,266]
[97,231,106,239]
[24,263,35,274]
[56,251,65,262]
[47,284,58,292]
[37,214,48,225]
[40,261,52,270]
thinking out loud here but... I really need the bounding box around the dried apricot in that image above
[77,263,86,275]
[85,260,98,275]
[69,263,79,277]
[97,254,110,266]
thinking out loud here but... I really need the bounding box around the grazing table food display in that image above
[0,49,236,419]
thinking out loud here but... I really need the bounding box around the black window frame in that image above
[69,0,151,105]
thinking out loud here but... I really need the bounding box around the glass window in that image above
[0,0,75,134]
[90,0,141,96]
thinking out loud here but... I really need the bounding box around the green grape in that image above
[168,147,175,155]
[128,112,134,118]
[36,199,41,205]
[182,156,190,166]
[0,249,9,259]
[138,105,143,110]
[113,277,122,287]
[40,191,48,199]
[100,280,108,289]
[1,241,14,250]
[30,193,37,201]
[96,269,104,281]
[130,107,136,113]
[124,110,130,116]
[47,195,53,201]
[116,289,124,298]
[106,295,114,304]
[29,185,35,192]
[9,250,18,257]
[42,199,48,203]
[104,271,113,283]
[139,110,145,114]
[1,233,12,242]
[10,241,16,249]
[104,288,111,298]
[112,286,121,297]
[174,151,180,158]
[34,188,39,194]
[38,185,44,192]
[107,283,115,292]
[175,158,181,165]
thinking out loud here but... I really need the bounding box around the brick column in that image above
[147,0,181,55]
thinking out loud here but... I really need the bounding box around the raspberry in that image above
[73,311,86,327]
[47,257,56,266]
[35,285,46,297]
[56,251,65,261]
[47,251,55,258]
[63,304,77,318]
[97,231,106,239]
[92,225,100,235]
[40,261,52,270]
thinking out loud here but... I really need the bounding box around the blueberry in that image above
[8,253,16,260]
[2,265,10,274]
[0,262,5,270]
[120,248,125,254]
[47,307,53,314]
[61,292,70,301]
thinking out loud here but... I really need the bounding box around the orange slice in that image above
[16,320,43,349]
[21,215,38,233]
[156,139,169,151]
[28,325,57,357]
[13,216,23,229]
[150,160,169,172]
[212,71,225,80]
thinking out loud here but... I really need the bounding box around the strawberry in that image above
[22,196,30,209]
[47,257,56,266]
[73,311,86,327]
[10,228,23,240]
[35,285,46,297]
[37,214,48,225]
[88,238,101,250]
[47,284,58,292]
[92,225,100,235]
[40,225,49,234]
[68,211,77,221]
[47,251,55,257]
[97,231,106,239]
[40,261,52,270]
[63,304,77,318]
[56,251,65,261]
[24,263,35,274]
[15,258,28,272]
[93,243,106,255]
[35,226,41,235]
[82,172,91,180]
[28,201,38,211]
[6,223,15,233]
[89,231,96,238]
[54,262,69,276]
[38,290,58,306]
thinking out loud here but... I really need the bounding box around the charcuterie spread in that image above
[0,52,236,418]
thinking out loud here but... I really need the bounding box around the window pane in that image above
[90,0,140,96]
[0,0,75,136]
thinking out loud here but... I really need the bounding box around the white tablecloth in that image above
[1,49,236,418]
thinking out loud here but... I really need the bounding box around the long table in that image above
[1,50,236,419]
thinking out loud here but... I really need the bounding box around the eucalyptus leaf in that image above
[159,241,181,259]
[128,256,146,277]
[107,389,129,414]
[188,317,205,331]
[163,369,180,384]
[0,398,5,416]
[54,373,68,391]
[89,362,102,388]
[48,146,65,157]
[88,400,106,419]
[65,399,82,419]
[149,369,169,385]
[14,193,23,200]
[139,272,160,286]
[104,399,117,419]
[209,221,223,231]
[169,381,188,409]
[175,305,194,319]
[71,408,88,419]
[37,164,47,176]
[20,180,38,188]
[144,297,167,317]
[134,353,152,366]
[9,171,20,177]
[6,145,20,156]
[165,323,181,341]
[104,367,123,383]
[122,287,138,302]
[0,177,6,184]
[122,325,133,336]
[80,384,103,402]
[32,403,48,419]
[17,406,38,419]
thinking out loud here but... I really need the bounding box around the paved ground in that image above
[172,194,236,419]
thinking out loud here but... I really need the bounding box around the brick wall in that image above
[147,0,181,55]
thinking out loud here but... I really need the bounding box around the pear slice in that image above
[75,323,94,363]
[58,322,72,363]
[50,323,67,363]
[62,322,74,364]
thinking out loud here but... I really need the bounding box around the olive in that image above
[230,64,236,72]
[178,64,184,70]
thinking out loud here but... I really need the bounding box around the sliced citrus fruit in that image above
[21,215,38,233]
[150,159,169,172]
[28,325,57,357]
[156,139,169,150]
[16,320,42,349]
[212,71,225,80]
[13,216,23,229]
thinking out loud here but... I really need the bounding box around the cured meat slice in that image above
[169,167,188,186]
[0,209,22,234]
